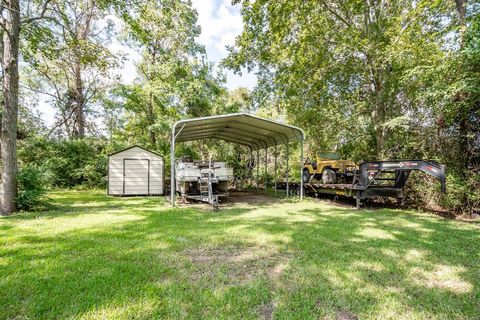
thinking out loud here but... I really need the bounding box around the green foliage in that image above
[18,137,116,189]
[15,0,478,213]
[21,0,120,138]
[442,172,480,214]
[112,0,226,153]
[16,165,49,211]
[216,87,253,114]
[259,171,275,186]
[226,0,453,159]
[226,0,480,212]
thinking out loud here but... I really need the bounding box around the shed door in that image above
[124,159,149,195]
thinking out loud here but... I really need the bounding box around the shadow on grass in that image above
[0,191,479,319]
[5,191,165,221]
[267,207,480,318]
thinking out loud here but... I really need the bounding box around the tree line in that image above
[0,0,478,214]
[226,0,479,212]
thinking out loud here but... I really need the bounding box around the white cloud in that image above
[109,41,140,84]
[192,0,257,90]
[192,0,240,56]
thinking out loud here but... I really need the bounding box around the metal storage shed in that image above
[108,146,164,196]
[170,113,305,205]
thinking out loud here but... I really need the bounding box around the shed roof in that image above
[108,145,163,158]
[173,113,304,149]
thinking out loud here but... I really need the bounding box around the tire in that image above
[322,168,337,184]
[302,169,311,184]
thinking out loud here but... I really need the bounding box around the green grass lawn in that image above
[1,190,479,319]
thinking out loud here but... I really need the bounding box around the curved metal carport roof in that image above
[170,113,305,205]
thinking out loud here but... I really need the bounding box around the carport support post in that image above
[286,143,289,198]
[274,145,277,196]
[264,148,268,194]
[249,148,253,189]
[300,138,304,200]
[170,126,176,206]
[256,149,259,191]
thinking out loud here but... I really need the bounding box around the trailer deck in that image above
[277,159,446,208]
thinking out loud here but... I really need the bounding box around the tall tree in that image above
[216,87,253,114]
[23,0,118,138]
[0,0,21,214]
[451,0,480,172]
[0,0,58,214]
[226,0,454,160]
[116,0,224,154]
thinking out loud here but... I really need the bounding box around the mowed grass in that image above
[0,191,479,319]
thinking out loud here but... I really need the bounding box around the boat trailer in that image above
[175,157,234,209]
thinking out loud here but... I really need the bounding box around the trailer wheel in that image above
[322,168,337,184]
[302,169,311,184]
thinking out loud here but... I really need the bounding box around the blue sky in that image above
[37,0,257,126]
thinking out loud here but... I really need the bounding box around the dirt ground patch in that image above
[183,244,290,284]
[222,191,282,206]
[335,310,358,320]
[259,303,275,320]
[172,191,281,210]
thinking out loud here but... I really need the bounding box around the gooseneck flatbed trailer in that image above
[279,160,446,208]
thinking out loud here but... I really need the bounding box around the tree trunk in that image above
[454,0,466,24]
[372,70,387,160]
[375,123,386,159]
[73,59,85,137]
[0,0,20,215]
[454,0,469,172]
[148,92,156,147]
[149,129,156,147]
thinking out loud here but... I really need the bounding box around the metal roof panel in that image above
[173,113,304,148]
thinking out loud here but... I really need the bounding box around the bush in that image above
[441,172,480,214]
[404,173,443,208]
[16,166,50,211]
[18,136,120,189]
[405,170,480,214]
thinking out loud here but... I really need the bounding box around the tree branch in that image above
[0,4,20,14]
[21,0,53,24]
[20,83,63,101]
[47,106,75,137]
[319,1,352,28]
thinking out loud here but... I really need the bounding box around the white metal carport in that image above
[170,113,305,205]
